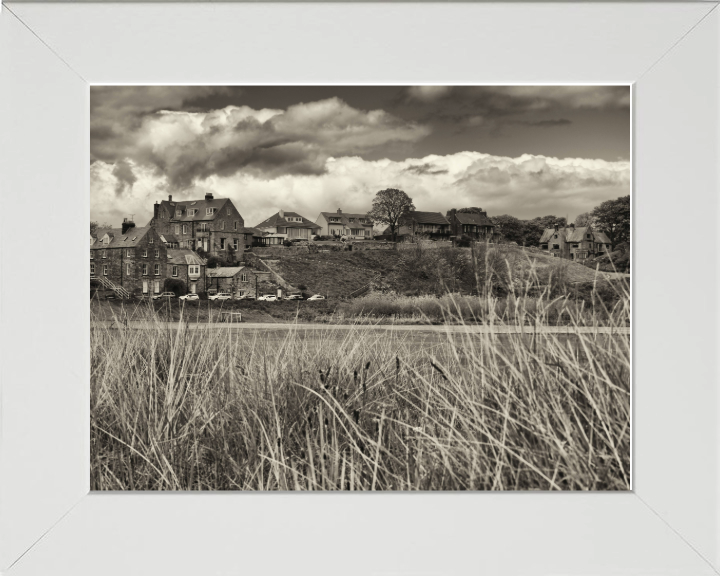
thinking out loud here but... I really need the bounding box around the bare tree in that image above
[368,188,415,242]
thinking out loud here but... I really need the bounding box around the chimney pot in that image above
[122,219,136,235]
[205,193,213,201]
[168,195,172,201]
[337,208,342,214]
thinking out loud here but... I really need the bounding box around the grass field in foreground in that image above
[91,290,630,491]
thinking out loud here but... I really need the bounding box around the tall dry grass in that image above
[91,290,630,491]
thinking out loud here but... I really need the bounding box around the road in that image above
[92,321,629,335]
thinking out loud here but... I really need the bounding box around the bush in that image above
[164,278,187,296]
[283,239,292,247]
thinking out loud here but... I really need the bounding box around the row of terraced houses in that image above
[91,192,612,298]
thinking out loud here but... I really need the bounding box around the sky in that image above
[90,85,630,228]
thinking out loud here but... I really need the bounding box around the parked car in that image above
[258,294,278,302]
[179,293,199,301]
[284,294,303,300]
[307,294,326,301]
[208,292,232,301]
[235,293,256,300]
[153,291,176,300]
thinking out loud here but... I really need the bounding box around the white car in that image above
[284,294,303,301]
[307,294,326,301]
[179,293,199,301]
[153,291,176,300]
[208,292,232,301]
[258,294,278,302]
[235,293,255,300]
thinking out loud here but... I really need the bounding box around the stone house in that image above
[166,249,207,294]
[253,210,321,245]
[539,224,612,261]
[149,193,247,259]
[91,220,168,297]
[446,209,497,240]
[205,266,264,296]
[315,209,374,239]
[382,211,451,241]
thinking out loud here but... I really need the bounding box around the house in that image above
[166,249,207,294]
[90,219,168,297]
[205,266,265,296]
[539,224,612,261]
[315,209,374,239]
[241,227,267,247]
[253,209,321,245]
[381,211,451,241]
[148,192,247,259]
[446,209,497,240]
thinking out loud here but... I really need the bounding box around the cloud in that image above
[515,118,572,127]
[93,94,431,190]
[406,86,453,102]
[91,151,629,228]
[111,159,137,195]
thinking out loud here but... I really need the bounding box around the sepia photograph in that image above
[90,85,631,491]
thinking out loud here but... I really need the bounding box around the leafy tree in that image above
[591,195,630,250]
[205,256,224,269]
[574,212,594,227]
[90,221,112,236]
[491,215,525,244]
[368,188,415,242]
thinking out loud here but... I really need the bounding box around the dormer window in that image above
[176,211,182,218]
[206,208,215,215]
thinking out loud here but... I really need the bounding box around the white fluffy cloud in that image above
[91,151,629,228]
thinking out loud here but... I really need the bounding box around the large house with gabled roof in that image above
[254,209,321,245]
[382,211,451,241]
[148,192,247,259]
[90,219,168,297]
[539,223,612,261]
[446,208,497,241]
[315,209,374,239]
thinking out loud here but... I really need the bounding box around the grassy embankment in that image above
[91,283,630,491]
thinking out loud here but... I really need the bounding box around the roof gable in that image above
[410,211,450,225]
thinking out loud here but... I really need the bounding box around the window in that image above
[189,265,200,276]
[227,208,231,215]
[154,264,160,276]
[233,238,239,250]
[126,250,132,257]
[154,249,159,259]
[175,224,180,235]
[103,264,108,276]
[90,251,94,260]
[587,234,591,239]
[102,250,107,259]
[90,263,95,276]
[206,208,215,215]
[241,273,247,282]
[220,221,225,230]
[142,249,148,258]
[200,223,208,232]
[182,224,188,234]
[175,211,182,219]
[142,264,148,276]
[220,238,226,249]
[149,236,153,243]
[572,244,579,249]
[126,263,131,276]
[154,281,160,294]
[172,266,178,277]
[143,281,148,294]
[277,227,286,234]
[234,221,238,231]
[553,244,560,249]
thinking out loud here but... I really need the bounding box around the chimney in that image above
[122,218,136,235]
[154,202,159,219]
[337,208,342,214]
[205,192,214,201]
[279,209,285,218]
[554,223,559,231]
[168,195,172,202]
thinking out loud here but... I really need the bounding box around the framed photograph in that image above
[1,2,718,575]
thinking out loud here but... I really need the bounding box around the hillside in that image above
[263,244,628,299]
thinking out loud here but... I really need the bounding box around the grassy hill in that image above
[264,244,628,299]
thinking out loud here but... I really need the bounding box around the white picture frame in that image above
[1,2,718,574]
